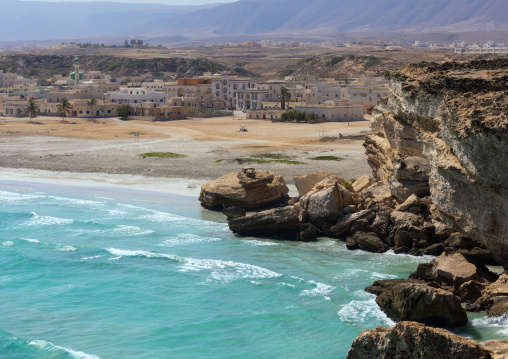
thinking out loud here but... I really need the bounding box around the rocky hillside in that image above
[0,54,230,80]
[368,58,508,267]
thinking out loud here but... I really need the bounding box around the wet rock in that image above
[425,243,445,256]
[228,206,299,240]
[329,210,374,237]
[457,280,486,303]
[298,223,319,242]
[346,321,491,359]
[345,236,359,250]
[352,231,388,253]
[366,279,468,327]
[199,170,289,209]
[488,297,508,317]
[223,206,246,220]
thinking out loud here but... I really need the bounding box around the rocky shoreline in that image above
[199,59,508,358]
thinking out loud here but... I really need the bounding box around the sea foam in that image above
[25,212,74,227]
[28,339,100,359]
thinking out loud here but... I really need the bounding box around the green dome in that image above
[74,58,80,63]
[70,71,83,80]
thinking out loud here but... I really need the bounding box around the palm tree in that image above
[86,98,97,120]
[25,99,39,123]
[56,98,72,122]
[276,86,291,110]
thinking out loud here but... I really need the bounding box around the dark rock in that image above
[346,321,491,359]
[445,232,481,250]
[458,280,486,303]
[345,236,359,250]
[476,274,508,313]
[329,210,374,237]
[228,206,299,240]
[394,229,413,248]
[349,219,370,234]
[367,279,468,327]
[426,243,445,256]
[458,247,498,266]
[353,231,388,253]
[298,223,319,242]
[223,206,246,220]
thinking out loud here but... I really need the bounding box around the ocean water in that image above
[1,181,507,359]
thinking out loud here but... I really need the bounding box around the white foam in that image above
[28,339,100,359]
[106,209,128,216]
[113,225,154,236]
[56,245,77,252]
[20,238,40,243]
[47,196,105,207]
[2,241,14,246]
[244,240,281,246]
[371,272,398,280]
[0,190,45,205]
[81,255,102,261]
[300,280,334,300]
[159,234,222,247]
[338,294,395,327]
[25,212,74,227]
[277,282,296,288]
[471,314,508,337]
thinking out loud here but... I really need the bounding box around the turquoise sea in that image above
[1,180,507,359]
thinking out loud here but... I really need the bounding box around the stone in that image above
[488,297,508,317]
[366,279,468,327]
[457,280,486,303]
[426,243,445,256]
[396,194,422,212]
[222,206,246,220]
[293,171,342,198]
[349,219,370,234]
[410,253,499,289]
[298,223,319,242]
[458,247,497,266]
[343,205,357,215]
[352,175,372,193]
[390,210,422,227]
[298,177,357,227]
[228,206,299,240]
[476,274,508,312]
[345,236,359,250]
[445,232,481,250]
[329,210,375,237]
[394,228,413,249]
[199,170,289,209]
[479,339,508,359]
[352,231,388,253]
[346,321,491,359]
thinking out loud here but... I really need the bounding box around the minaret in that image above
[73,57,80,84]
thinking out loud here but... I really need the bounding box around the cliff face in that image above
[367,59,508,267]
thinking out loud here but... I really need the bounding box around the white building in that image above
[107,88,168,107]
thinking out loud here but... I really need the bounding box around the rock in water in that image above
[199,169,288,209]
[366,279,468,327]
[228,206,300,240]
[223,206,246,220]
[367,59,508,268]
[346,321,491,359]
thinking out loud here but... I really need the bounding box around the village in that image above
[0,56,388,123]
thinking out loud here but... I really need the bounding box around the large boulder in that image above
[346,321,491,359]
[475,274,508,314]
[410,253,498,289]
[366,279,468,327]
[350,231,389,253]
[298,177,357,227]
[228,206,300,240]
[199,168,288,209]
[329,210,375,237]
[352,175,372,193]
[480,339,508,359]
[293,171,343,197]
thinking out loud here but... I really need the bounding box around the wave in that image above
[159,233,222,247]
[337,293,395,327]
[300,280,334,301]
[29,339,100,359]
[24,212,74,227]
[243,239,281,246]
[471,314,508,337]
[56,245,77,252]
[113,225,154,236]
[2,241,14,246]
[20,238,41,243]
[0,190,45,205]
[105,248,282,283]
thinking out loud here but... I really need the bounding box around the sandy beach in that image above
[0,114,371,189]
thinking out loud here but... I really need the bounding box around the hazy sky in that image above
[23,0,238,4]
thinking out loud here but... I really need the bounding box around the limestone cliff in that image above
[367,59,508,267]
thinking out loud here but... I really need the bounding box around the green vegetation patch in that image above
[326,56,345,66]
[307,155,344,161]
[233,158,305,165]
[363,56,382,70]
[252,153,295,160]
[139,152,187,159]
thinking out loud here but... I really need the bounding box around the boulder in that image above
[293,171,342,198]
[410,253,498,289]
[366,279,468,327]
[352,175,372,193]
[228,206,299,240]
[395,194,423,212]
[445,232,481,250]
[298,177,356,226]
[298,223,319,242]
[488,297,508,317]
[199,169,288,209]
[329,210,375,237]
[346,321,491,359]
[223,206,246,220]
[475,274,508,312]
[390,210,422,227]
[457,280,486,303]
[352,231,388,253]
[480,339,508,359]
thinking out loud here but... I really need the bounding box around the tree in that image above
[86,98,97,120]
[307,112,316,122]
[117,104,132,119]
[56,98,72,122]
[276,86,291,110]
[25,99,39,123]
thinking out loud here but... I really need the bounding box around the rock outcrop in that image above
[199,168,289,209]
[346,321,491,359]
[366,279,468,327]
[367,59,508,268]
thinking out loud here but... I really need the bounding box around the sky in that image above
[23,0,238,4]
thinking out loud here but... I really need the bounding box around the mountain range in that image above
[2,0,508,42]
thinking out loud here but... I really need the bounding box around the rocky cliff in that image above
[367,59,508,268]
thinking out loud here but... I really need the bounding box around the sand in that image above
[0,114,372,188]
